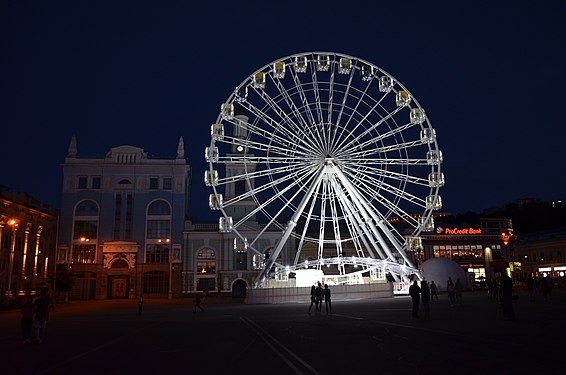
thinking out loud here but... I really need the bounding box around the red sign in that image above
[436,227,482,235]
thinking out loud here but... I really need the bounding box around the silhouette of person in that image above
[324,284,332,314]
[527,275,536,302]
[420,280,431,318]
[33,289,52,344]
[454,278,463,305]
[409,280,421,318]
[194,294,204,313]
[315,282,324,313]
[21,296,34,344]
[308,284,317,314]
[446,279,456,306]
[501,274,515,321]
[138,294,143,316]
[429,281,438,301]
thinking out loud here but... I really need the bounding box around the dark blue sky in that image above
[1,0,565,220]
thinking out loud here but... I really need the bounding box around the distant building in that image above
[0,185,58,298]
[514,228,566,281]
[58,137,190,299]
[419,218,514,281]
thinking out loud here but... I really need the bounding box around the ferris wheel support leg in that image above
[254,167,326,288]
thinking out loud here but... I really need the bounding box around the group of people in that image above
[526,274,554,302]
[409,277,465,318]
[20,288,55,344]
[308,282,331,314]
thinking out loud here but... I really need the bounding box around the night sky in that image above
[1,1,565,220]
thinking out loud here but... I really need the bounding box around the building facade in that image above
[513,228,566,282]
[58,137,190,299]
[0,186,58,299]
[419,218,514,282]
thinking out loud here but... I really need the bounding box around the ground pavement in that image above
[1,287,564,375]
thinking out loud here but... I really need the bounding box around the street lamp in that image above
[6,219,19,300]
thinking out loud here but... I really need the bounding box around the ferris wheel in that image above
[205,52,444,287]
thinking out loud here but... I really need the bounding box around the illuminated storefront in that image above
[514,228,566,282]
[419,218,514,281]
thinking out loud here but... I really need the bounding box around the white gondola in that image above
[253,72,266,89]
[205,146,219,163]
[396,91,411,107]
[208,194,223,210]
[379,75,394,92]
[273,61,285,79]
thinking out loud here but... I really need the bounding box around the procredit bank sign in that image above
[436,227,482,235]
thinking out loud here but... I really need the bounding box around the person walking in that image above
[137,294,143,316]
[420,280,431,318]
[194,294,204,313]
[409,280,421,318]
[454,278,463,305]
[33,289,52,344]
[324,284,332,314]
[429,281,438,301]
[308,284,317,314]
[21,296,34,344]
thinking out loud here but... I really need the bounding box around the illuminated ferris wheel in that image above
[205,52,444,287]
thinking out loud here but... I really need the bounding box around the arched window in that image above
[118,179,132,185]
[197,248,216,274]
[148,200,171,215]
[146,200,171,239]
[75,200,98,216]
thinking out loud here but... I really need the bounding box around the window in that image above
[125,193,133,240]
[148,200,171,215]
[75,200,98,216]
[72,244,96,264]
[197,248,216,274]
[92,177,101,189]
[73,221,98,240]
[149,177,159,189]
[114,194,122,240]
[146,244,169,263]
[146,220,170,239]
[143,271,168,294]
[163,177,172,190]
[235,180,246,196]
[78,176,87,189]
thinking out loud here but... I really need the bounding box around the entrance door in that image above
[110,276,129,299]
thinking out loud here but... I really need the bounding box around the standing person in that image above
[324,284,332,314]
[409,280,421,318]
[21,296,34,344]
[454,278,463,305]
[315,282,324,313]
[429,281,439,301]
[138,294,143,316]
[501,274,515,321]
[527,275,536,302]
[33,289,52,344]
[420,280,431,318]
[446,279,455,306]
[194,294,204,313]
[308,284,317,314]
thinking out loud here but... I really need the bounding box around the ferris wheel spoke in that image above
[333,79,374,152]
[222,164,314,206]
[233,166,321,231]
[342,164,426,208]
[293,179,324,265]
[241,101,323,154]
[217,163,305,187]
[340,122,421,157]
[331,68,355,149]
[334,105,404,154]
[343,162,430,188]
[267,73,311,129]
[327,177,346,259]
[225,116,309,156]
[287,65,327,149]
[256,84,325,152]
